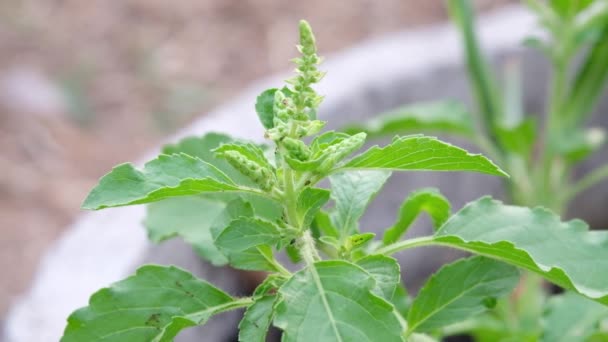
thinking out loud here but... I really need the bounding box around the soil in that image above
[0,0,510,318]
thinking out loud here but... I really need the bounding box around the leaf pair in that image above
[61,254,521,341]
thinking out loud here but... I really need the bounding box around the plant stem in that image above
[227,296,255,308]
[259,247,291,277]
[281,122,302,228]
[272,260,292,277]
[299,229,321,265]
[546,60,567,144]
[374,236,435,256]
[440,319,485,336]
[283,167,300,226]
[202,296,255,317]
[564,163,608,201]
[537,32,571,209]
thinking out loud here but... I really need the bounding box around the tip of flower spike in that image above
[298,20,316,53]
[299,19,311,33]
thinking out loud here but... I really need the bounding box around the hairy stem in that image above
[299,229,321,265]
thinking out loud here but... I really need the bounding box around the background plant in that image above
[62,18,608,342]
[345,0,608,340]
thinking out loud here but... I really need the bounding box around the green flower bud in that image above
[296,120,325,137]
[266,123,288,141]
[220,150,276,191]
[284,20,324,122]
[273,90,295,123]
[282,137,311,161]
[318,132,366,172]
[299,20,317,55]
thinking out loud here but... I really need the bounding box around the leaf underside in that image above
[144,196,228,265]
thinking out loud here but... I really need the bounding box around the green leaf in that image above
[550,0,593,19]
[273,260,404,341]
[215,217,281,253]
[82,153,263,210]
[391,283,411,318]
[142,134,280,263]
[214,217,282,271]
[162,133,255,186]
[285,244,302,264]
[383,188,451,245]
[255,87,295,129]
[356,255,400,300]
[229,246,277,272]
[407,256,519,333]
[496,118,537,157]
[163,133,277,193]
[296,187,331,228]
[313,210,340,238]
[541,292,608,342]
[208,199,275,271]
[434,197,608,305]
[343,100,475,138]
[163,132,231,162]
[239,193,283,221]
[62,265,241,342]
[346,233,376,251]
[144,196,228,265]
[255,88,278,129]
[163,134,278,193]
[329,170,391,234]
[239,295,276,342]
[340,135,508,177]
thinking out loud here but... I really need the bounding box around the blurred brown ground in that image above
[0,0,509,316]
